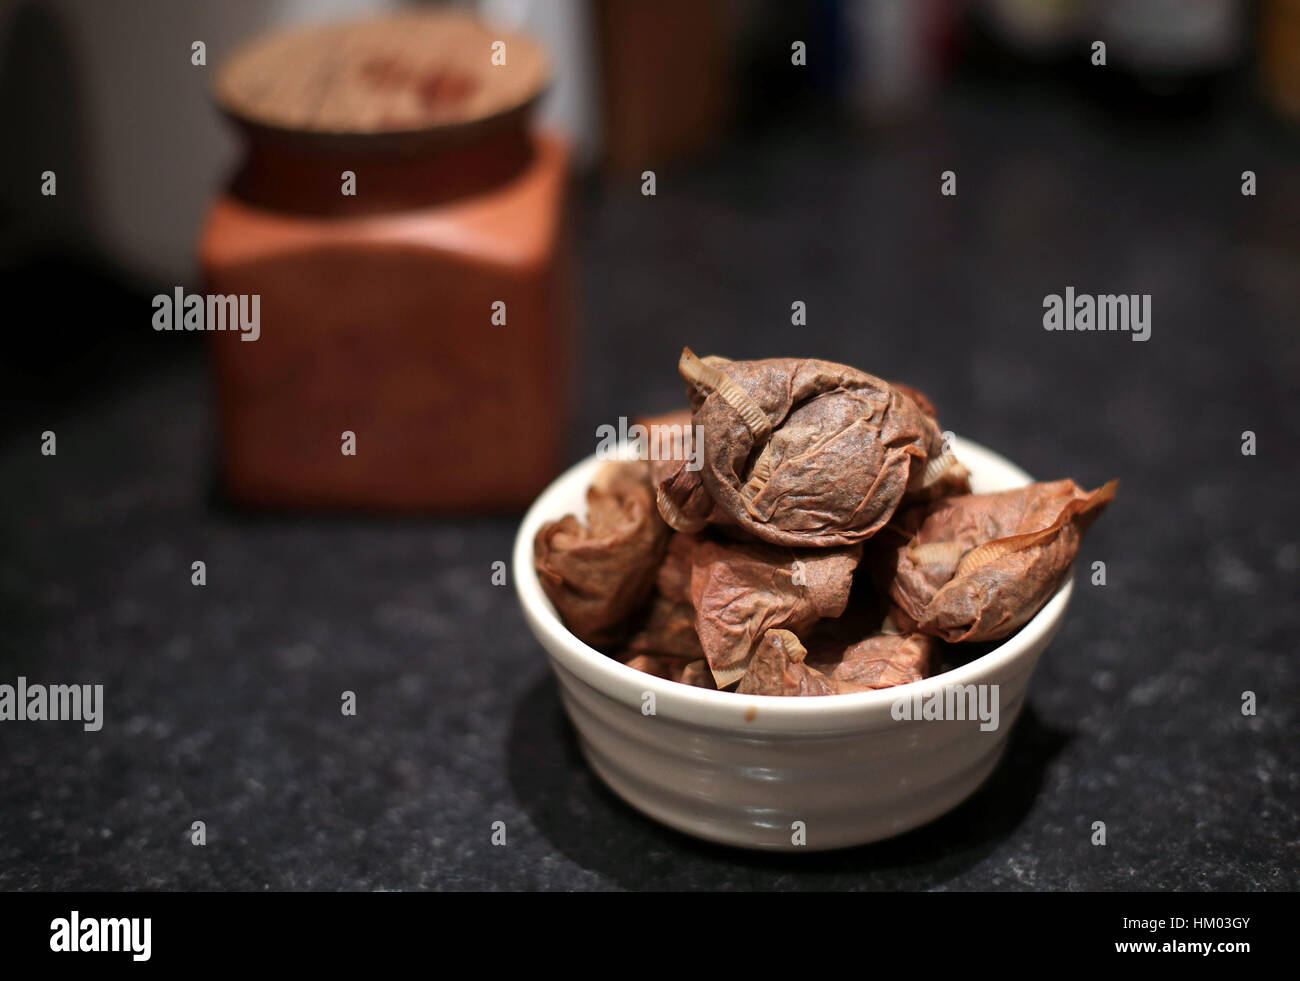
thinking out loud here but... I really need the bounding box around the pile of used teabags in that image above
[535,349,1116,696]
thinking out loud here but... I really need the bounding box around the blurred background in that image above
[1,0,1298,461]
[0,0,1296,889]
[2,0,1298,430]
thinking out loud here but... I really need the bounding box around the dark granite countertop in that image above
[1,84,1296,890]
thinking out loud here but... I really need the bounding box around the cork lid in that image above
[215,10,548,150]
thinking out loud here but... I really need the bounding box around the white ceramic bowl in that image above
[513,436,1072,851]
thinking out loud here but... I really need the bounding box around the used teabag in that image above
[807,631,933,692]
[618,531,703,661]
[636,409,699,486]
[677,660,716,689]
[624,591,705,661]
[655,530,696,604]
[641,409,713,534]
[891,382,971,504]
[690,536,861,687]
[889,479,1118,643]
[737,630,836,696]
[662,350,955,547]
[620,653,695,683]
[621,652,720,689]
[534,460,670,648]
[799,598,935,693]
[624,651,716,690]
[736,626,932,697]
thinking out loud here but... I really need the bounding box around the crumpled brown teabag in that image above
[620,530,705,661]
[677,660,716,689]
[889,478,1118,642]
[737,629,836,696]
[690,536,861,687]
[655,458,714,534]
[659,350,953,547]
[888,386,971,505]
[655,531,697,604]
[807,631,933,691]
[620,653,717,688]
[534,460,670,648]
[610,529,709,677]
[619,653,684,680]
[625,592,706,661]
[735,627,930,697]
[636,410,713,534]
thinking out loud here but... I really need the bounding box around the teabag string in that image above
[679,348,772,442]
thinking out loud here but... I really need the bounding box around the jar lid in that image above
[215,10,549,151]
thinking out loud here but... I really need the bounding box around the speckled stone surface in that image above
[0,87,1296,890]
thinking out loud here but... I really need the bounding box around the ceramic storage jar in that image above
[201,11,572,510]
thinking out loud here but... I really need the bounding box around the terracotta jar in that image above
[200,11,572,511]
